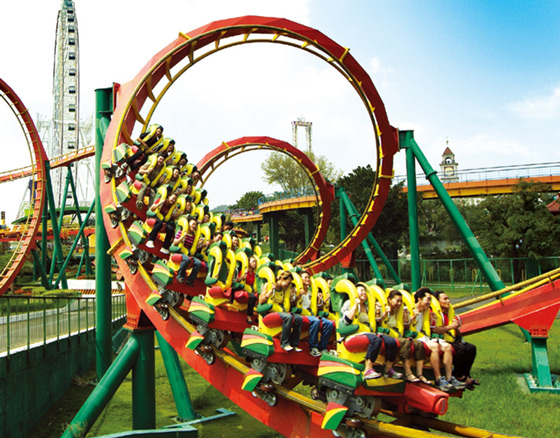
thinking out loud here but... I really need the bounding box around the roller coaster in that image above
[2,15,560,438]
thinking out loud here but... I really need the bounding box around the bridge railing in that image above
[257,186,316,206]
[0,294,126,356]
[228,208,261,218]
[393,161,560,186]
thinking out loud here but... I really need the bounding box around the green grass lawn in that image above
[31,320,559,438]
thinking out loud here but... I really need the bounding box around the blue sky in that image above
[1,0,560,222]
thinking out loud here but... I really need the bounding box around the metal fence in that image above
[0,294,127,356]
[276,248,560,291]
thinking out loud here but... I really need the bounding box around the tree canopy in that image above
[336,165,410,263]
[468,180,560,260]
[230,190,264,211]
[261,150,343,192]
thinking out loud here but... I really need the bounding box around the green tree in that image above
[336,165,410,269]
[230,191,264,211]
[468,180,560,281]
[261,150,342,191]
[417,198,481,258]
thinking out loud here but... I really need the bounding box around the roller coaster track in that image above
[97,16,522,438]
[456,267,560,338]
[166,307,518,438]
[0,79,48,296]
[0,144,95,184]
[196,136,335,263]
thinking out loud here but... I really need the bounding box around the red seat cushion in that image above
[344,334,372,353]
[234,290,249,304]
[208,286,226,299]
[170,253,183,264]
[262,312,283,328]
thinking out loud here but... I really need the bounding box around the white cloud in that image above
[509,86,560,119]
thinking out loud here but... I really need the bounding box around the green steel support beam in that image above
[41,207,48,285]
[403,143,422,291]
[31,248,50,289]
[132,329,156,430]
[337,186,402,285]
[365,234,402,286]
[57,168,71,232]
[301,208,314,247]
[337,188,384,285]
[530,338,553,387]
[95,87,114,379]
[66,167,93,276]
[524,337,560,393]
[400,131,504,291]
[338,187,353,275]
[61,334,141,438]
[401,131,534,350]
[255,222,261,242]
[44,161,68,289]
[268,214,280,259]
[53,201,95,289]
[156,332,197,422]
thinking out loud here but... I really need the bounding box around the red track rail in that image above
[0,145,95,184]
[0,79,48,295]
[459,277,560,338]
[196,136,335,263]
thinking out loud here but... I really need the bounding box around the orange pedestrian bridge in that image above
[399,161,560,198]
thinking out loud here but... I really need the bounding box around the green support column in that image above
[403,142,421,291]
[95,87,114,379]
[44,161,69,289]
[529,338,553,388]
[338,188,384,285]
[61,334,141,438]
[338,186,355,275]
[157,332,197,421]
[57,168,71,232]
[67,168,93,276]
[302,208,314,247]
[31,248,50,289]
[268,214,280,259]
[337,186,402,285]
[53,202,95,289]
[401,131,532,343]
[132,329,156,430]
[255,222,261,242]
[400,131,505,292]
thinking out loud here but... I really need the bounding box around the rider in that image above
[300,270,334,357]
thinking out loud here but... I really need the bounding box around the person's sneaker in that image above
[176,277,185,284]
[364,369,382,380]
[145,240,155,249]
[437,377,453,392]
[160,248,169,255]
[282,345,294,352]
[449,376,467,390]
[384,368,404,379]
[310,348,322,357]
[136,201,144,211]
[293,346,303,352]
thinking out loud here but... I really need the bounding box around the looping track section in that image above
[0,78,48,295]
[196,136,335,264]
[101,15,399,274]
[99,16,400,438]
